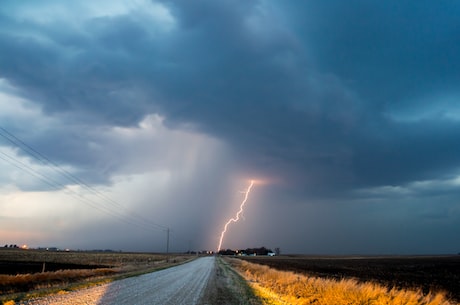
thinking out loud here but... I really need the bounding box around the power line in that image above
[0,149,162,232]
[0,126,168,232]
[0,126,165,229]
[0,151,61,191]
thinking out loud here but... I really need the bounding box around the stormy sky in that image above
[1,0,459,254]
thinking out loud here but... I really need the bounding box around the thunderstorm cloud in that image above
[0,0,459,254]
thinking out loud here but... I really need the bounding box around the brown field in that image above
[0,248,173,267]
[0,248,194,303]
[238,255,460,302]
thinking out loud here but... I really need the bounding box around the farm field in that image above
[239,255,460,302]
[0,248,176,271]
[0,248,194,303]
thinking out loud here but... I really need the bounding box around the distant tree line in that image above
[3,244,19,248]
[218,246,276,256]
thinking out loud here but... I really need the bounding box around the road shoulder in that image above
[199,256,261,305]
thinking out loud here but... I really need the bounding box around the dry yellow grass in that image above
[0,251,195,304]
[229,259,456,305]
[0,268,116,294]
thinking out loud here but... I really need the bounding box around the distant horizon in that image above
[2,245,458,258]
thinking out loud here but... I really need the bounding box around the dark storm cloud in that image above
[271,0,460,189]
[1,0,460,253]
[152,0,456,193]
[1,1,460,195]
[0,3,167,126]
[353,119,460,187]
[1,0,460,193]
[279,0,460,99]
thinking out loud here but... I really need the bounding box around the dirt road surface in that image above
[20,257,215,305]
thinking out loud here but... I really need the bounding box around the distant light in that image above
[21,244,28,249]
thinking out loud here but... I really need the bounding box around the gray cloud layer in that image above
[1,0,459,253]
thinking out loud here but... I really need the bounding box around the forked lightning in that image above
[217,180,255,252]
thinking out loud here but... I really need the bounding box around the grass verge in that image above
[227,258,456,305]
[211,257,262,304]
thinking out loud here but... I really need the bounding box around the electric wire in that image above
[0,149,162,232]
[0,127,167,230]
[0,127,168,232]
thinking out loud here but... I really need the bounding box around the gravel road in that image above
[20,256,215,305]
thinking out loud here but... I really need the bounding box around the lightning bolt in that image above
[217,180,255,252]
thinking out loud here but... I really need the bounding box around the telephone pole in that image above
[166,228,170,254]
[165,228,170,263]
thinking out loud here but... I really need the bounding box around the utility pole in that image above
[166,228,170,254]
